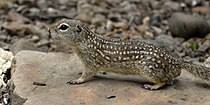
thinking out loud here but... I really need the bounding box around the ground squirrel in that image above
[49,19,210,90]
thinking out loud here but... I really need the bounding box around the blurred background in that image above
[0,0,209,62]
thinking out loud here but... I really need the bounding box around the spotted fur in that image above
[49,19,210,90]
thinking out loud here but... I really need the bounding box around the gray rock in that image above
[154,35,182,52]
[91,14,106,25]
[149,0,161,10]
[164,1,181,11]
[12,51,210,105]
[204,56,210,68]
[9,39,40,54]
[150,15,163,27]
[120,1,137,13]
[198,40,210,52]
[8,10,30,23]
[169,13,210,39]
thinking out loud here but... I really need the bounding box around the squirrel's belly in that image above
[98,65,139,75]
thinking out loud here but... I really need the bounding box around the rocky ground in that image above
[11,51,210,105]
[0,0,210,105]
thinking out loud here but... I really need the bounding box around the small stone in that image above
[149,1,161,10]
[151,26,162,35]
[106,20,114,31]
[192,6,210,14]
[29,7,41,15]
[8,10,30,23]
[120,1,137,12]
[150,15,163,27]
[91,14,106,25]
[133,15,143,25]
[197,40,210,52]
[75,12,92,23]
[96,27,106,35]
[30,35,40,42]
[35,39,50,47]
[164,1,181,11]
[136,25,147,34]
[0,42,10,50]
[0,34,11,42]
[0,0,15,9]
[107,0,122,5]
[47,7,57,14]
[9,39,40,54]
[169,13,210,39]
[2,22,44,36]
[93,6,109,14]
[108,13,121,22]
[142,16,150,26]
[204,57,210,68]
[113,22,128,29]
[155,35,181,52]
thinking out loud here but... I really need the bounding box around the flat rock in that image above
[169,12,210,39]
[12,51,210,105]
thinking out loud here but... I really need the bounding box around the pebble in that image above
[150,15,163,27]
[169,12,210,39]
[155,34,182,52]
[91,14,106,25]
[8,10,30,23]
[164,1,181,11]
[75,12,92,23]
[2,22,44,37]
[197,40,210,52]
[113,22,128,29]
[149,1,161,10]
[192,6,210,14]
[30,35,40,42]
[9,39,40,54]
[136,25,147,34]
[35,39,50,47]
[204,56,210,68]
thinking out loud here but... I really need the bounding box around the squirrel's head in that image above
[49,19,90,45]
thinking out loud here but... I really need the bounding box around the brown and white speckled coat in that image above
[49,19,210,90]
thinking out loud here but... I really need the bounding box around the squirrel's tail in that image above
[181,62,210,84]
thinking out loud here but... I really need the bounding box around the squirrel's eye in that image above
[76,25,82,33]
[59,23,69,31]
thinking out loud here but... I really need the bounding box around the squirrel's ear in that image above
[76,25,82,33]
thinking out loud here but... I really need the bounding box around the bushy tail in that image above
[181,62,210,84]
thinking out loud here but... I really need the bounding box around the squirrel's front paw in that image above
[67,78,84,84]
[142,83,165,90]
